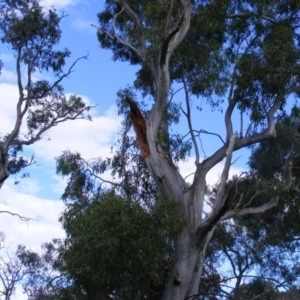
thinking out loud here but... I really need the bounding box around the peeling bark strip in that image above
[126,96,150,157]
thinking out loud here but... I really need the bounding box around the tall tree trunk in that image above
[187,229,216,296]
[163,228,200,300]
[163,226,216,300]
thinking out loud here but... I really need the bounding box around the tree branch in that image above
[149,0,193,137]
[182,67,200,165]
[222,197,278,220]
[3,55,89,151]
[120,1,147,58]
[195,130,225,145]
[11,104,93,147]
[0,211,34,222]
[214,132,237,209]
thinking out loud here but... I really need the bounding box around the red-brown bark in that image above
[127,96,150,158]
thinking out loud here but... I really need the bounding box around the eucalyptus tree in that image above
[0,237,78,300]
[0,0,91,189]
[0,243,44,300]
[93,1,300,299]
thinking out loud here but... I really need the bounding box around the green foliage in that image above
[244,109,300,245]
[199,110,300,298]
[98,0,182,64]
[98,0,300,127]
[249,106,300,180]
[237,279,278,300]
[58,192,183,300]
[98,0,231,104]
[0,0,69,74]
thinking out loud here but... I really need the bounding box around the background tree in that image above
[199,218,300,299]
[197,110,300,299]
[93,1,300,299]
[0,242,41,300]
[0,236,73,300]
[0,0,91,190]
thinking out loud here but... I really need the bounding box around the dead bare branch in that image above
[0,211,34,222]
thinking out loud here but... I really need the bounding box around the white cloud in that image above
[72,17,95,34]
[0,53,14,64]
[0,179,65,253]
[0,69,17,83]
[0,180,65,300]
[51,174,68,195]
[0,83,19,136]
[0,81,122,164]
[30,104,122,162]
[41,0,78,9]
[206,162,245,187]
[16,178,41,195]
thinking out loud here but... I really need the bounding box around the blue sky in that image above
[0,0,248,298]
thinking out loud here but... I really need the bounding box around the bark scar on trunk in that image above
[126,96,150,158]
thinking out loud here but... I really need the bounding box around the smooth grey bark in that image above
[163,228,199,300]
[188,228,216,297]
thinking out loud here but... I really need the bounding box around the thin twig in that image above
[182,66,200,165]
